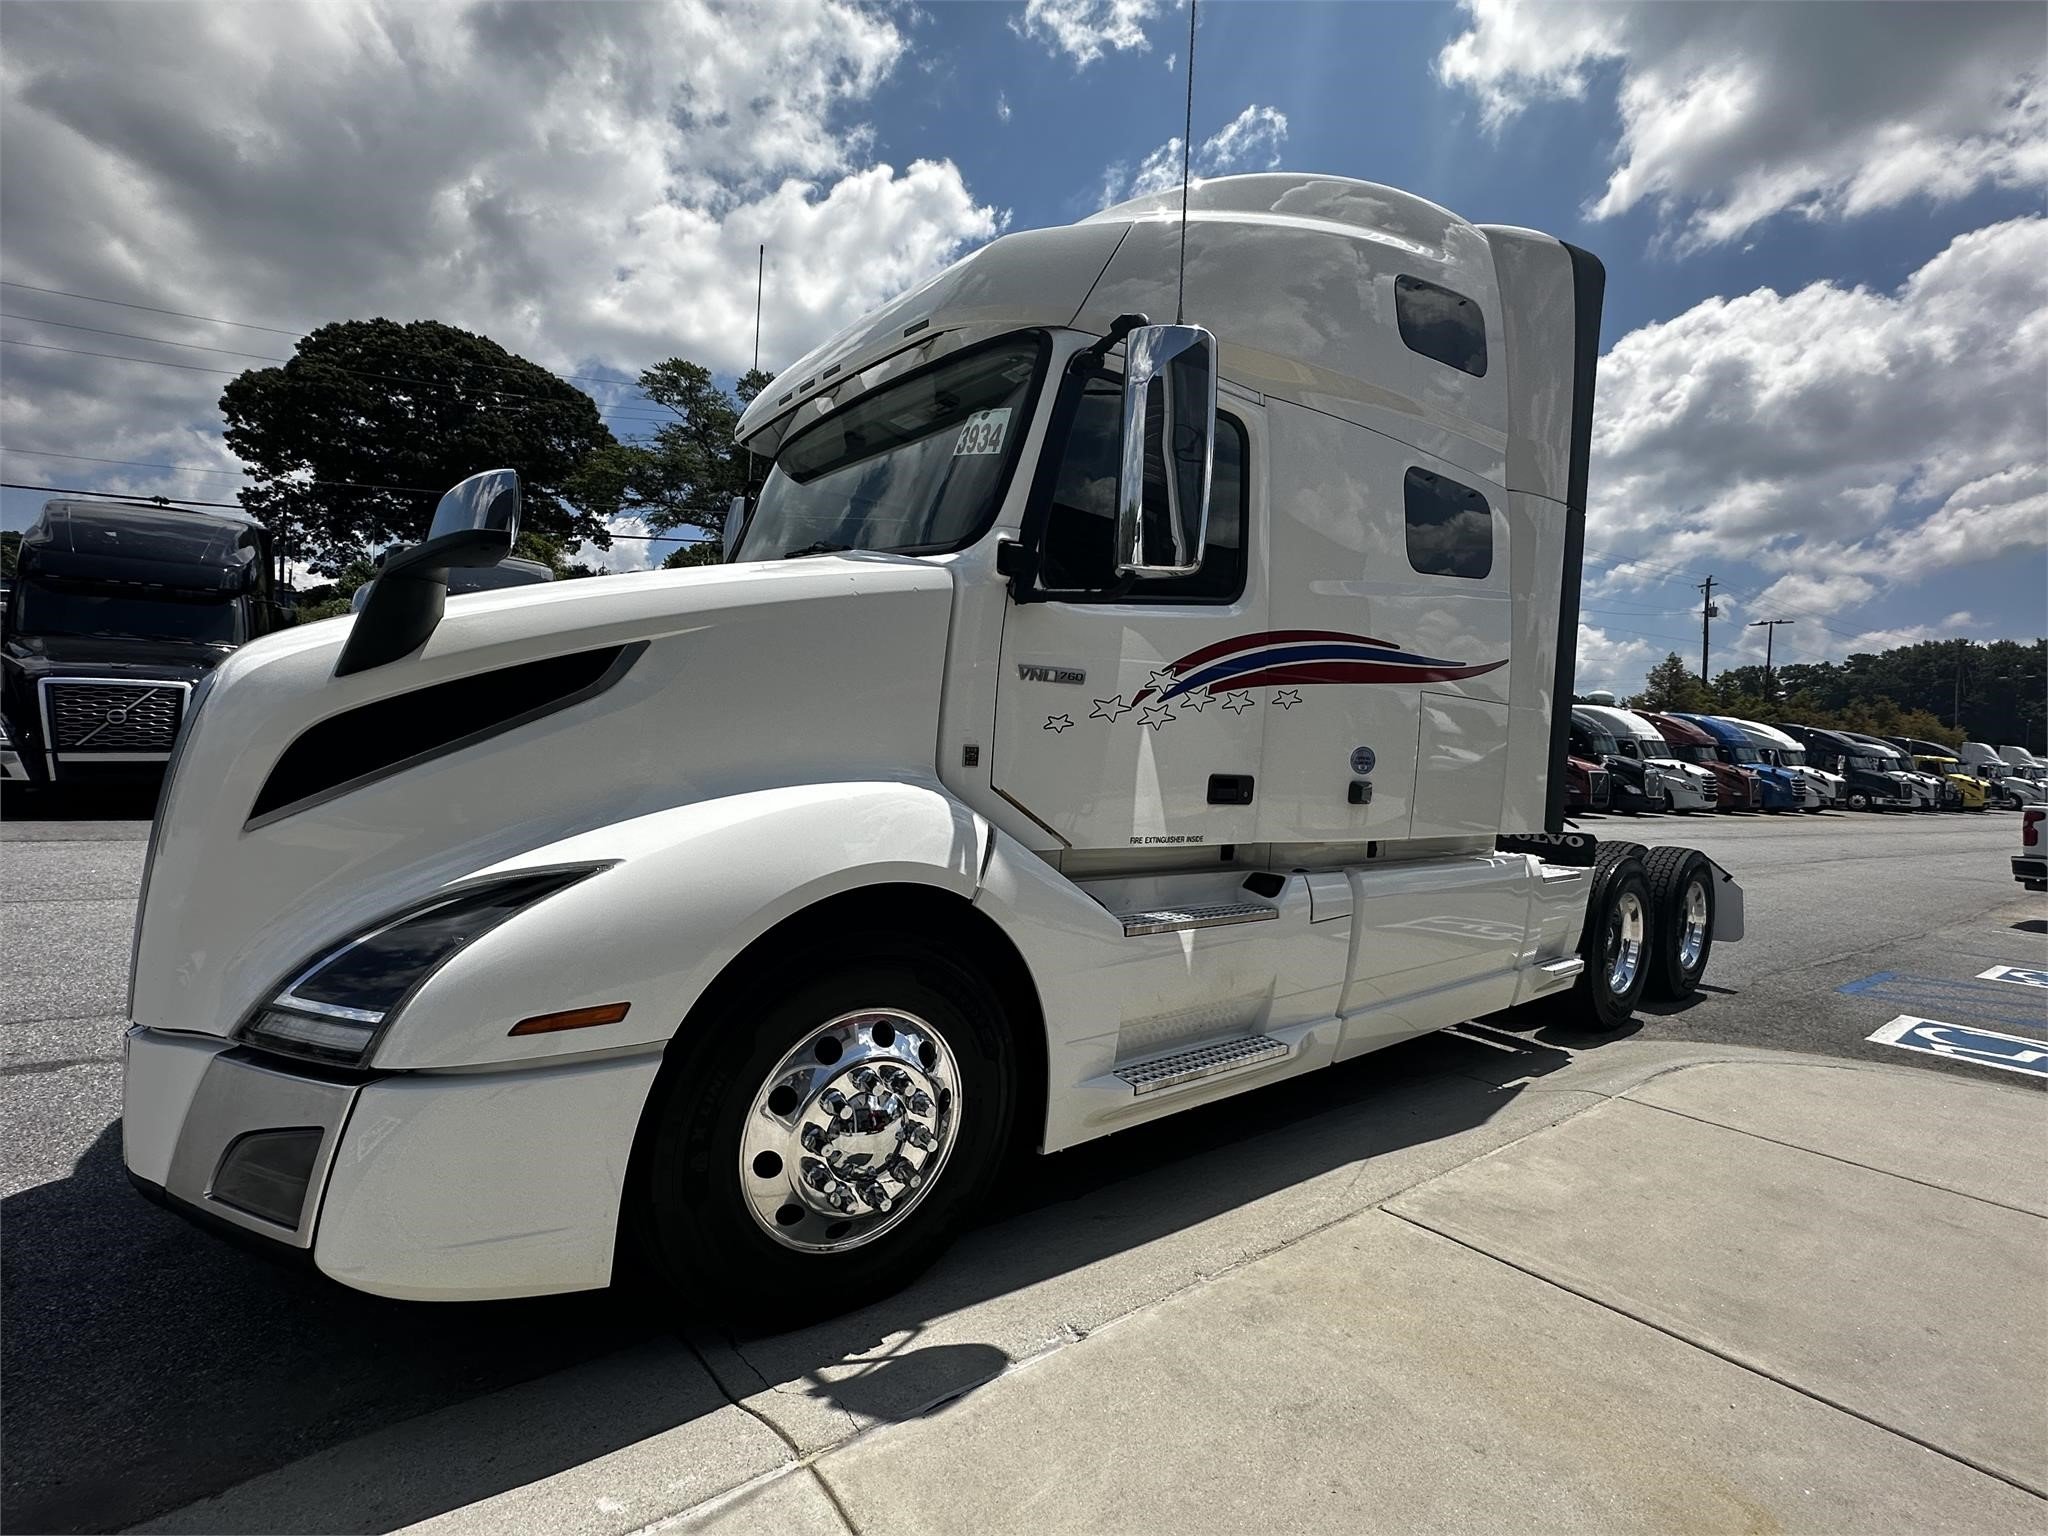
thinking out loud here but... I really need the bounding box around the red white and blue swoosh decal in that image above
[1133,629,1506,705]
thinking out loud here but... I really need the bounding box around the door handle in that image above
[1207,774,1255,806]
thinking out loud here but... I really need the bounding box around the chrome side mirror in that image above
[1116,324,1217,577]
[424,468,521,553]
[723,495,749,561]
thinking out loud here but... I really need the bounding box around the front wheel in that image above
[1847,791,1871,811]
[2008,792,2027,811]
[637,941,1016,1322]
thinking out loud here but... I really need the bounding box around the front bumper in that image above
[123,1027,661,1300]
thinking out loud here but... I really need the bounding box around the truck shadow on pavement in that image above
[3,1026,1586,1534]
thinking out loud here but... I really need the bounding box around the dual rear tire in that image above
[1563,842,1715,1030]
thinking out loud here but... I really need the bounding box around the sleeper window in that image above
[1038,374,1248,601]
[1394,275,1487,377]
[1403,467,1493,580]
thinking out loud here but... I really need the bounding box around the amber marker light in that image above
[508,1002,632,1036]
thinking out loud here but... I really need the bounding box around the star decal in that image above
[1179,686,1210,712]
[1090,695,1133,722]
[1274,689,1304,709]
[1219,692,1256,714]
[1143,664,1179,693]
[1139,702,1176,731]
[1044,714,1074,733]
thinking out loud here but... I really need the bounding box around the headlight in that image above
[241,865,607,1066]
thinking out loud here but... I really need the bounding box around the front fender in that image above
[371,780,991,1069]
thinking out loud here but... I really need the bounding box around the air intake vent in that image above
[248,642,643,827]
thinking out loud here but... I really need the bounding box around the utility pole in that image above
[1953,637,1968,728]
[1697,575,1717,682]
[1749,618,1794,698]
[753,244,765,374]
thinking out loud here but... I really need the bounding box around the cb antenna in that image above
[753,244,765,373]
[1175,0,1198,324]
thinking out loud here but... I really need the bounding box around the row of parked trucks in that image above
[1564,703,2048,816]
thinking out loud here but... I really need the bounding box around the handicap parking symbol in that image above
[1977,965,2048,989]
[1867,1016,2048,1079]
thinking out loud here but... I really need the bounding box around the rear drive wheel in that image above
[1644,847,1715,1000]
[638,940,1015,1322]
[1559,853,1652,1031]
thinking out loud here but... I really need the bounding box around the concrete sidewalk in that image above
[139,1039,2048,1536]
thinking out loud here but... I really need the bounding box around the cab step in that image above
[1114,1034,1289,1095]
[1117,902,1278,937]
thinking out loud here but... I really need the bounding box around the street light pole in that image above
[1749,618,1794,699]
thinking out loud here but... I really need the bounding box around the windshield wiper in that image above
[783,541,852,559]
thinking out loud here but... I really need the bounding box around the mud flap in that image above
[1708,858,1744,942]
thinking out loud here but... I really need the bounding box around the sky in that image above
[1,0,2042,694]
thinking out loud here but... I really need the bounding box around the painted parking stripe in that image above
[1836,971,2048,1030]
[1977,965,2048,989]
[1867,1017,2048,1079]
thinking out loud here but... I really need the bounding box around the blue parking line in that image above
[1837,972,2048,1034]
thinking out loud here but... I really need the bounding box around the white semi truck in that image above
[1573,704,1717,813]
[121,175,1741,1315]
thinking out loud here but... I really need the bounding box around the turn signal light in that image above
[509,1002,632,1037]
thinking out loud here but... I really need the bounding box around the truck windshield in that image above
[1846,754,1888,771]
[737,337,1044,562]
[1664,742,1714,764]
[11,580,241,644]
[1725,744,1762,763]
[1578,727,1619,756]
[1778,749,1809,767]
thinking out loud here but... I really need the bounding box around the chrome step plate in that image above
[1114,1034,1288,1095]
[1118,902,1279,937]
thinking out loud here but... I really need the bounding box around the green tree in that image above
[1629,652,1715,713]
[568,360,772,554]
[0,529,19,578]
[221,319,616,576]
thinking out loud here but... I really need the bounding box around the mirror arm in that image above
[1071,312,1150,375]
[334,554,449,677]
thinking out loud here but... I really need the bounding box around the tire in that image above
[1594,839,1648,871]
[1847,791,1871,811]
[1558,853,1652,1031]
[2008,792,2026,811]
[637,937,1016,1323]
[1644,846,1714,1000]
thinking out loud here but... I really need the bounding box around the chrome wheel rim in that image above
[739,1008,961,1254]
[1605,890,1646,995]
[1677,878,1710,971]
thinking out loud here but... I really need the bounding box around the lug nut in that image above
[852,1068,878,1091]
[908,1091,934,1116]
[801,1124,825,1153]
[821,1089,845,1113]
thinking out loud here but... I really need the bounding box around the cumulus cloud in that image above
[1101,103,1289,204]
[1013,0,1159,67]
[1588,217,2048,607]
[1438,0,2048,249]
[0,0,997,519]
[1575,624,1660,694]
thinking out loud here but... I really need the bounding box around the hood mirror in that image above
[335,469,521,677]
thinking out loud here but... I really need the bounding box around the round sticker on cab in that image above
[1350,746,1376,775]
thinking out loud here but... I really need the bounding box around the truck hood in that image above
[4,632,232,682]
[130,554,957,1036]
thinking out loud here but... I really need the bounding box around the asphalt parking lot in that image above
[2,795,2042,1533]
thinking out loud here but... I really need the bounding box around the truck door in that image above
[992,372,1267,851]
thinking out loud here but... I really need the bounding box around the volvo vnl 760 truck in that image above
[121,175,1741,1314]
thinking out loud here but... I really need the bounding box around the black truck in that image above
[2,499,276,790]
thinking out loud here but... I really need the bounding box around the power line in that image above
[0,334,679,424]
[0,312,291,362]
[0,279,302,336]
[0,446,444,495]
[1,277,701,402]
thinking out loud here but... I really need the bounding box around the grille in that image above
[45,681,185,751]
